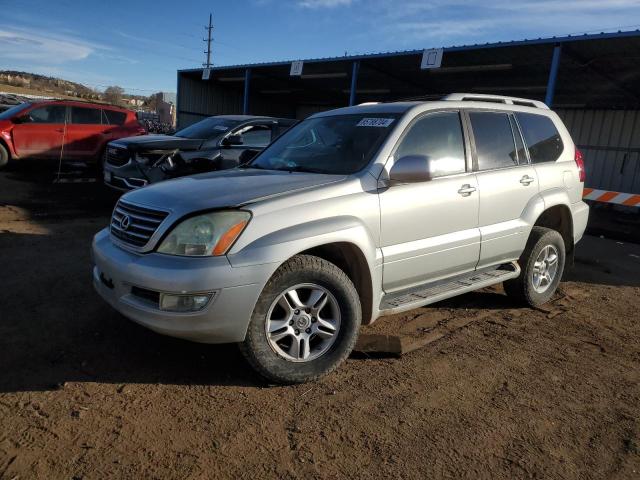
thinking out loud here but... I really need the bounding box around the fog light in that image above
[159,293,212,312]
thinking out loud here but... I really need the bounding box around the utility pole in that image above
[203,13,213,68]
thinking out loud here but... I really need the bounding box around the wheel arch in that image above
[298,242,375,325]
[533,204,574,263]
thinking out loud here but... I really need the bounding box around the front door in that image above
[466,110,539,268]
[379,111,481,293]
[11,104,67,159]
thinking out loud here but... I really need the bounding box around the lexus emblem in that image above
[120,214,131,231]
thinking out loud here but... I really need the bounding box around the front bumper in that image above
[92,228,277,343]
[103,161,148,191]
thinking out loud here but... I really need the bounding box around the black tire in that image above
[240,254,361,384]
[95,148,107,182]
[0,142,9,170]
[504,226,566,307]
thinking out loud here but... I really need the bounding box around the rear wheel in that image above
[0,143,9,170]
[240,255,361,384]
[504,226,565,307]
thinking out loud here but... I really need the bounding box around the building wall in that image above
[177,75,243,128]
[557,109,640,194]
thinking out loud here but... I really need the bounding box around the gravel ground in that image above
[1,162,639,479]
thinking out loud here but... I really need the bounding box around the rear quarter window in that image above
[103,109,127,126]
[516,113,564,163]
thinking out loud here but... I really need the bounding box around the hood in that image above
[110,135,204,151]
[121,168,347,212]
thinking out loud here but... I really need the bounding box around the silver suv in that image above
[92,94,589,384]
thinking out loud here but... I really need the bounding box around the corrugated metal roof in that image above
[179,29,640,73]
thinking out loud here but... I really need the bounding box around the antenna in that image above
[203,13,213,68]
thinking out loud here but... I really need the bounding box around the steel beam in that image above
[243,68,251,115]
[545,45,562,107]
[349,61,360,106]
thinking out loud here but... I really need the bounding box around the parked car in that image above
[92,94,589,384]
[103,115,297,190]
[0,100,145,169]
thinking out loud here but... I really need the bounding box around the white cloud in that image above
[298,0,353,8]
[360,0,640,46]
[0,26,109,64]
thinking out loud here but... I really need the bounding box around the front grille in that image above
[110,200,169,248]
[106,146,131,167]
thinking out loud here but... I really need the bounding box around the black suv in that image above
[103,115,297,190]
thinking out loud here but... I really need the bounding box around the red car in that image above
[0,100,146,169]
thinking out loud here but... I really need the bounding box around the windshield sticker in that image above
[213,125,229,131]
[357,118,395,128]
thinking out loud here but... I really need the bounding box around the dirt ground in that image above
[1,162,639,479]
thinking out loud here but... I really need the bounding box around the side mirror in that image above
[222,134,243,146]
[389,155,433,183]
[12,116,28,124]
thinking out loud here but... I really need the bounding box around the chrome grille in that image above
[106,146,131,167]
[110,200,169,248]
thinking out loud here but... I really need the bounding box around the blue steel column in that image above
[349,60,360,106]
[544,45,562,107]
[243,68,251,115]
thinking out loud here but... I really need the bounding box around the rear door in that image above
[11,104,67,158]
[466,110,539,268]
[65,106,107,159]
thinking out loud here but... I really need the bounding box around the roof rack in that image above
[442,93,549,109]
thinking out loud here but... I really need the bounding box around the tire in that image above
[504,226,566,307]
[0,143,9,170]
[240,254,361,384]
[95,148,107,182]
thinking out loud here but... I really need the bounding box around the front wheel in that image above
[504,226,566,307]
[240,255,361,384]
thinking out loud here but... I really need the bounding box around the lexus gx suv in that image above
[92,94,589,384]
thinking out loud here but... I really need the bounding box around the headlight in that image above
[157,211,250,256]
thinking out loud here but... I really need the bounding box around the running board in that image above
[379,262,520,316]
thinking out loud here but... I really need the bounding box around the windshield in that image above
[0,103,31,120]
[248,113,400,174]
[174,117,240,139]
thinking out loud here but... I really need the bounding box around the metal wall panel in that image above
[557,109,640,194]
[177,74,243,128]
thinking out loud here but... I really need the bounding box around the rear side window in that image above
[469,112,518,170]
[395,111,466,178]
[28,105,66,124]
[71,107,102,125]
[103,109,127,126]
[516,113,564,163]
[237,124,272,147]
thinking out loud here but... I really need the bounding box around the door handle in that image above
[520,175,535,186]
[54,128,64,133]
[458,184,477,196]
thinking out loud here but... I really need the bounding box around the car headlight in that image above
[157,211,250,256]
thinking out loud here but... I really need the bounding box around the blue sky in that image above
[1,0,640,94]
